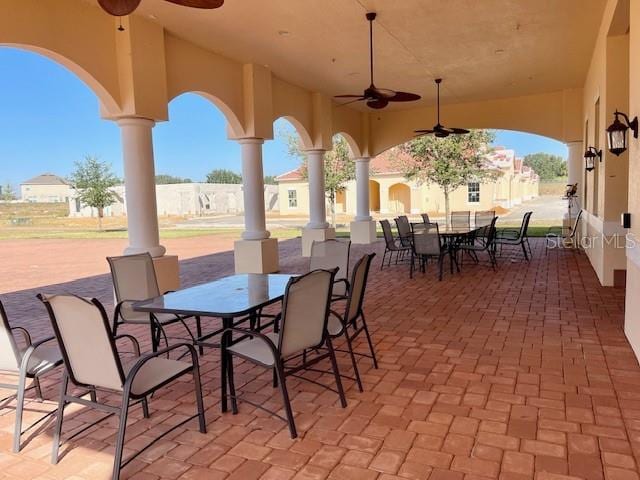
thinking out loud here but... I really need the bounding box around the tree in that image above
[523,152,567,181]
[394,130,500,225]
[68,155,119,229]
[155,174,192,184]
[0,182,16,201]
[263,175,277,185]
[206,169,242,184]
[283,132,355,227]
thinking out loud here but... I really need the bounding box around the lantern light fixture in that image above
[584,146,602,172]
[607,110,638,156]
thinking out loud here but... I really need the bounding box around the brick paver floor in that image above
[0,238,637,480]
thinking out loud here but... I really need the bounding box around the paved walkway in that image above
[0,239,637,480]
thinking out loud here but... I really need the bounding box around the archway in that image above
[389,183,411,213]
[369,180,381,212]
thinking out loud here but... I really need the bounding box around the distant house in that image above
[20,173,73,203]
[276,147,539,216]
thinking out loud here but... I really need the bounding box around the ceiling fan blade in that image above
[163,0,224,8]
[389,91,422,102]
[367,98,389,109]
[334,94,366,98]
[98,0,141,16]
[435,131,450,138]
[449,127,471,134]
[414,129,435,134]
[337,98,367,107]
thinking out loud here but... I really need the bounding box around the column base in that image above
[153,255,180,292]
[234,238,279,273]
[302,227,336,257]
[124,244,166,257]
[350,220,377,244]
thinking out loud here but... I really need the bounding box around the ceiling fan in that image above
[334,12,421,110]
[97,0,224,17]
[414,79,470,138]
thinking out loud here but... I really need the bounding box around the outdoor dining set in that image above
[0,240,375,480]
[380,210,534,280]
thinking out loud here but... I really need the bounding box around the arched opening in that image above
[389,183,411,213]
[369,180,381,212]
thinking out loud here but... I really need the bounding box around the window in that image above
[468,183,480,203]
[288,189,298,208]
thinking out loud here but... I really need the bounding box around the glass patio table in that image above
[436,225,484,273]
[134,273,294,410]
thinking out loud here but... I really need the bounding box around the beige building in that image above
[20,173,73,203]
[276,147,539,216]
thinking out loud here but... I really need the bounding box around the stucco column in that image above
[566,141,583,210]
[118,117,165,258]
[301,149,335,257]
[234,138,278,273]
[350,157,377,244]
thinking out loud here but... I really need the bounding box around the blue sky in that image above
[0,47,567,188]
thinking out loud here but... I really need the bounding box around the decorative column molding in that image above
[117,117,165,258]
[234,138,278,273]
[355,157,372,221]
[306,149,330,229]
[350,156,377,244]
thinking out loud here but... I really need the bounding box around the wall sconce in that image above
[607,110,638,156]
[584,146,601,172]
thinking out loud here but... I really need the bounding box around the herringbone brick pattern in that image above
[0,238,637,480]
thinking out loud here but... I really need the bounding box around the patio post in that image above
[566,141,583,225]
[118,117,165,258]
[350,157,377,244]
[234,138,279,273]
[301,149,335,256]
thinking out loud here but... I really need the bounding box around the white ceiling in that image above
[131,0,606,109]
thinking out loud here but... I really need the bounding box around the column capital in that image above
[566,141,583,148]
[115,116,156,128]
[354,157,371,163]
[236,137,265,145]
[304,148,327,155]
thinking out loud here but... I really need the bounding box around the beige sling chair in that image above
[39,294,206,480]
[309,239,351,300]
[221,269,346,438]
[0,300,62,453]
[107,253,204,354]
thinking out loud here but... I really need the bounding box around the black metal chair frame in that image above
[39,295,206,480]
[220,270,346,439]
[409,222,453,281]
[380,219,411,269]
[328,253,378,392]
[460,216,499,270]
[545,209,583,253]
[496,211,533,261]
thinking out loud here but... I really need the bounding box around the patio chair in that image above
[380,219,411,269]
[395,215,412,247]
[327,253,378,392]
[475,210,496,228]
[410,222,452,280]
[421,213,431,224]
[310,239,351,300]
[107,253,203,354]
[451,211,471,228]
[460,216,499,270]
[495,211,533,261]
[545,209,583,253]
[221,269,346,439]
[39,294,206,480]
[0,300,63,453]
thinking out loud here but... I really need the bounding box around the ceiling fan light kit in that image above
[334,12,421,110]
[414,78,470,138]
